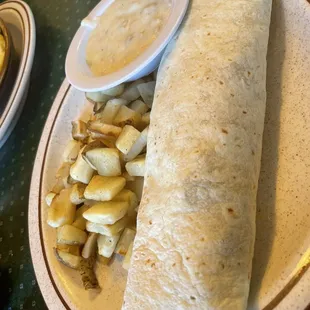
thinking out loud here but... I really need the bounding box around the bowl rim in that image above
[65,0,189,92]
[0,17,11,86]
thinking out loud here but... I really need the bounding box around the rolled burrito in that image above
[123,0,272,309]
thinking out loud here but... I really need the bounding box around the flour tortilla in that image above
[123,0,272,309]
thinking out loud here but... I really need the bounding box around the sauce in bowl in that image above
[86,0,172,77]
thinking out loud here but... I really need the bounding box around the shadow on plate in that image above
[248,1,286,309]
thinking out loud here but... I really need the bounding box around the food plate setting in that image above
[29,0,310,309]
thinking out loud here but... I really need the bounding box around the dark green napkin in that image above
[0,0,99,308]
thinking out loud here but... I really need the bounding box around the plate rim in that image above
[0,0,36,144]
[29,79,71,310]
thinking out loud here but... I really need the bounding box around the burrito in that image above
[123,0,272,309]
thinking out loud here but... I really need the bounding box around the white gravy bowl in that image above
[65,0,189,92]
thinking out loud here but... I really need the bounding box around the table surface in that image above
[0,0,100,309]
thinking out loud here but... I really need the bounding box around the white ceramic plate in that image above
[0,0,36,149]
[29,0,310,309]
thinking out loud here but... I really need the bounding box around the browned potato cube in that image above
[57,224,88,245]
[54,248,81,269]
[86,216,128,236]
[116,125,140,155]
[84,175,126,202]
[72,120,88,142]
[128,100,149,115]
[70,183,87,205]
[125,155,146,177]
[113,106,141,128]
[47,189,76,228]
[87,120,122,138]
[83,201,128,225]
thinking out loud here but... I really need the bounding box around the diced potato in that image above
[115,228,136,256]
[56,244,80,256]
[72,120,88,142]
[126,177,144,202]
[57,224,88,245]
[84,200,98,206]
[62,140,82,163]
[70,183,87,205]
[137,82,156,107]
[87,120,122,138]
[127,216,137,230]
[140,112,150,130]
[120,79,144,101]
[82,233,98,259]
[51,178,65,194]
[96,98,127,124]
[87,130,108,140]
[84,175,126,201]
[81,141,105,170]
[112,189,138,217]
[56,162,71,188]
[128,100,149,115]
[101,84,125,97]
[97,234,120,258]
[97,254,111,265]
[116,125,140,155]
[70,148,94,184]
[67,175,79,185]
[47,189,76,228]
[125,155,146,177]
[118,151,126,170]
[82,140,105,154]
[72,216,87,230]
[85,91,111,104]
[122,172,136,182]
[75,204,90,218]
[72,205,90,230]
[85,148,121,176]
[83,200,128,225]
[45,192,56,206]
[86,217,128,236]
[54,248,81,269]
[87,136,96,144]
[113,105,142,128]
[122,241,134,270]
[99,138,116,149]
[93,101,105,114]
[124,126,148,161]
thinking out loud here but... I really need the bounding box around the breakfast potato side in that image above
[116,125,141,155]
[125,155,146,177]
[84,175,126,201]
[57,224,88,245]
[83,200,128,225]
[85,148,122,176]
[113,105,142,128]
[48,75,154,280]
[47,188,76,228]
[70,148,95,184]
[86,216,128,237]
